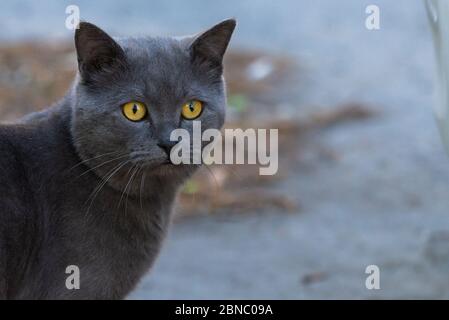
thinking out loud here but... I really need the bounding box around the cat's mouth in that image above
[130,152,176,168]
[130,151,202,172]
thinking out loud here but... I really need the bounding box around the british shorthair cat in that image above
[0,19,235,299]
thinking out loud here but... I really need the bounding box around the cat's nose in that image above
[157,141,177,157]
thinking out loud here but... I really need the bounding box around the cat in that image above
[0,19,235,299]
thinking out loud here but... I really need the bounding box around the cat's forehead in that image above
[115,36,204,102]
[118,37,191,71]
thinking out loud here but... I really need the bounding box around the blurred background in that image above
[1,0,449,299]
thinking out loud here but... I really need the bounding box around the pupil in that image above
[189,103,194,112]
[132,104,138,114]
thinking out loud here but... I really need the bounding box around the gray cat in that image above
[0,19,235,299]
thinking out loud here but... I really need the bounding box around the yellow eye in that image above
[181,100,203,120]
[122,101,147,122]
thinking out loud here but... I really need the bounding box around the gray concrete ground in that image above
[2,0,449,299]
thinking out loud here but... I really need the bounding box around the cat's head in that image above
[70,20,235,185]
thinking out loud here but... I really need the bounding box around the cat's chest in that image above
[55,178,171,249]
[34,175,173,298]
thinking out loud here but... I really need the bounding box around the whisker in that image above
[204,165,220,191]
[77,154,129,179]
[125,166,140,217]
[67,150,122,172]
[118,164,137,209]
[83,160,130,221]
[220,164,241,181]
[140,170,146,210]
[202,165,222,211]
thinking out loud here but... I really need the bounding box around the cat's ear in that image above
[190,19,236,70]
[75,22,126,83]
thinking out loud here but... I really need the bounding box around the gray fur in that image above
[0,19,235,299]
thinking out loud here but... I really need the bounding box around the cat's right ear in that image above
[75,22,126,84]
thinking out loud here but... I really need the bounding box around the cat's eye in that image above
[122,101,147,122]
[181,100,203,120]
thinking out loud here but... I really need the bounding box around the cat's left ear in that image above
[75,22,126,84]
[190,19,236,70]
